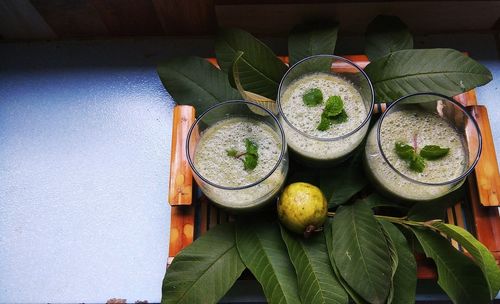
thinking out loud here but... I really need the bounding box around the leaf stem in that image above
[327,211,441,228]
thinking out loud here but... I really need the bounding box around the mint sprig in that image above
[226,139,259,171]
[395,141,449,173]
[316,96,348,131]
[303,88,323,106]
[420,145,450,160]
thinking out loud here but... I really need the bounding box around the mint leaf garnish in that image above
[410,154,426,173]
[324,96,344,117]
[303,88,323,106]
[420,145,450,160]
[243,154,258,170]
[227,139,259,171]
[330,109,348,124]
[395,141,426,172]
[317,113,331,131]
[226,148,238,157]
[243,139,258,171]
[245,139,258,156]
[316,95,348,131]
[395,142,415,161]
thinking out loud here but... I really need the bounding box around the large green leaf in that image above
[432,222,500,298]
[320,147,367,208]
[325,219,369,304]
[280,226,348,304]
[288,22,339,66]
[236,219,301,304]
[410,227,491,304]
[215,28,288,100]
[365,15,413,61]
[162,223,245,304]
[379,221,398,304]
[157,56,240,115]
[379,221,417,304]
[364,49,492,102]
[328,201,392,304]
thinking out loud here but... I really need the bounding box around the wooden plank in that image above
[169,106,195,206]
[30,0,109,38]
[89,0,163,36]
[152,0,216,35]
[468,172,500,261]
[168,205,195,265]
[467,105,500,206]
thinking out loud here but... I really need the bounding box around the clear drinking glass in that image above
[186,100,289,210]
[277,55,374,167]
[364,92,482,202]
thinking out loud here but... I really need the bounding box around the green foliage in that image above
[394,141,426,172]
[432,222,500,298]
[236,219,301,304]
[288,22,339,66]
[364,48,492,102]
[215,28,287,100]
[410,227,491,304]
[379,221,417,304]
[226,148,238,157]
[324,96,344,117]
[409,154,426,173]
[395,142,415,160]
[161,223,245,304]
[302,88,324,106]
[365,15,413,61]
[316,95,348,131]
[420,145,450,160]
[328,200,392,304]
[157,56,240,115]
[281,227,348,304]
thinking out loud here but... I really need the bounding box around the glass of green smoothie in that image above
[364,92,482,202]
[186,100,289,210]
[277,55,374,166]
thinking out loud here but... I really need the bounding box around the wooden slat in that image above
[30,0,109,38]
[468,172,500,261]
[169,106,195,206]
[168,205,195,266]
[467,105,500,206]
[89,0,163,36]
[152,0,216,35]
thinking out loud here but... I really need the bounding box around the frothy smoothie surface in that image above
[194,117,282,188]
[379,109,467,183]
[280,72,367,138]
[279,72,368,160]
[365,107,468,201]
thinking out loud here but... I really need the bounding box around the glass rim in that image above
[277,54,375,142]
[376,92,482,186]
[186,100,287,191]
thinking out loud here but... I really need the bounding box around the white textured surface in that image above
[0,68,174,302]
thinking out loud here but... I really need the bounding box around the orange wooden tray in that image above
[166,55,500,279]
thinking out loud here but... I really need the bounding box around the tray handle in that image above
[168,105,196,206]
[467,105,500,207]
